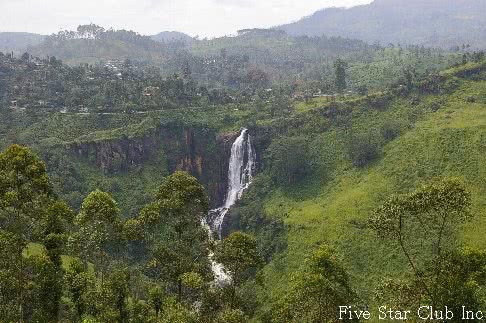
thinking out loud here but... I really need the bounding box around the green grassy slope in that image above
[251,65,486,317]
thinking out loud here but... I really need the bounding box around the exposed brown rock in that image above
[69,124,240,207]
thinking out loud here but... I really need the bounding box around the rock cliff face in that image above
[70,124,239,207]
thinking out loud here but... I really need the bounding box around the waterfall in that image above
[205,128,256,282]
[211,128,255,238]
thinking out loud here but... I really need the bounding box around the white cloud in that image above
[212,0,256,7]
[0,0,373,37]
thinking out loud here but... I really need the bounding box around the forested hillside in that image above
[1,25,463,100]
[29,25,175,67]
[1,38,486,320]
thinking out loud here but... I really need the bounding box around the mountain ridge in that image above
[278,0,486,48]
[0,32,46,52]
[150,31,194,43]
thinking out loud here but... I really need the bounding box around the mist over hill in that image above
[27,25,174,66]
[151,31,195,44]
[0,32,45,52]
[278,0,486,48]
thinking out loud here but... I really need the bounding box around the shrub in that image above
[265,136,312,185]
[381,121,401,142]
[409,95,420,106]
[429,101,442,111]
[348,134,380,167]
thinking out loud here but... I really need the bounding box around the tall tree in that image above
[149,285,165,319]
[140,171,211,301]
[272,246,356,323]
[0,230,25,321]
[73,190,122,269]
[72,189,123,320]
[334,58,347,93]
[64,259,96,321]
[34,201,72,321]
[215,232,261,309]
[0,145,53,322]
[369,179,472,305]
[106,268,131,323]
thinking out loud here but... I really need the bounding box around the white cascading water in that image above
[204,128,256,282]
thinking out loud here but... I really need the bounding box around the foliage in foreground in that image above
[0,145,264,322]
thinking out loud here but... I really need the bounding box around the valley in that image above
[1,1,486,321]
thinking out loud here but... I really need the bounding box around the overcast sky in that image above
[0,0,373,37]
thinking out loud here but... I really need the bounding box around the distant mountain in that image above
[0,32,46,52]
[151,31,194,44]
[28,25,175,66]
[278,0,486,48]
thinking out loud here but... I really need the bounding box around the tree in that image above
[106,268,130,323]
[74,190,122,268]
[21,52,30,62]
[140,172,211,301]
[215,232,261,308]
[334,59,347,93]
[215,308,248,323]
[30,254,64,322]
[369,179,472,305]
[348,133,380,167]
[154,171,209,240]
[266,136,312,185]
[64,259,96,321]
[70,189,123,321]
[0,230,25,321]
[149,286,165,318]
[244,67,269,91]
[181,61,191,79]
[356,85,369,96]
[42,201,71,265]
[34,201,72,321]
[0,145,52,233]
[268,88,290,117]
[158,297,197,323]
[0,145,53,322]
[381,120,401,142]
[272,246,356,322]
[432,249,486,317]
[130,300,153,323]
[402,67,417,91]
[375,249,486,322]
[76,24,105,39]
[180,271,204,301]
